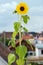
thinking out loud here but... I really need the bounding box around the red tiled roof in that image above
[9,35,34,50]
[22,35,33,40]
[38,37,43,40]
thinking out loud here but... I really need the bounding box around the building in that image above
[0,32,43,65]
[0,43,16,65]
[0,32,13,39]
[35,44,43,56]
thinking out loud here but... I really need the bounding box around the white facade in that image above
[35,48,43,56]
[35,44,43,56]
[27,51,35,56]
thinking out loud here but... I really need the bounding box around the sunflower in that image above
[16,2,29,14]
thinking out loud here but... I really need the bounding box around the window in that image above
[26,51,35,57]
[30,53,33,55]
[41,50,43,54]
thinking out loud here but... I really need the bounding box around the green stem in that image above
[19,28,21,46]
[18,15,22,46]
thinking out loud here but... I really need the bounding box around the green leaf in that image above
[11,39,15,48]
[8,40,11,46]
[16,45,27,59]
[8,40,15,48]
[8,31,17,47]
[8,53,16,65]
[20,26,28,32]
[16,59,25,65]
[14,22,21,32]
[26,40,31,45]
[26,40,33,50]
[28,63,32,65]
[23,27,28,32]
[22,15,30,24]
[8,38,15,48]
[12,31,17,38]
[10,31,17,48]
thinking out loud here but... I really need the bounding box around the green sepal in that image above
[13,10,17,14]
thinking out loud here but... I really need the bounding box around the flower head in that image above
[16,2,29,14]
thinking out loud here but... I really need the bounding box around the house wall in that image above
[27,51,35,56]
[36,48,43,56]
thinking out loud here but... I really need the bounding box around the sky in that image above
[0,0,43,33]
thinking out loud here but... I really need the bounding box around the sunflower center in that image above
[20,7,24,11]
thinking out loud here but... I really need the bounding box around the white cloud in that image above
[0,15,43,33]
[0,1,43,32]
[29,6,43,15]
[0,26,13,33]
[27,16,43,32]
[0,1,17,13]
[30,6,43,12]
